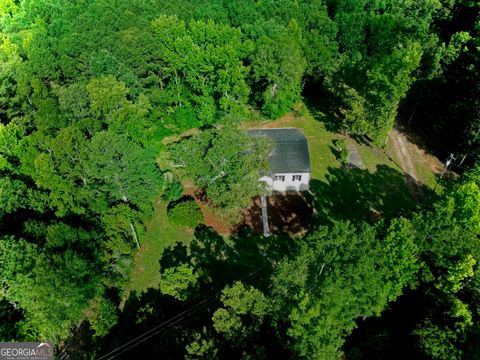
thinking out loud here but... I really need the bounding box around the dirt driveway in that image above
[388,123,444,199]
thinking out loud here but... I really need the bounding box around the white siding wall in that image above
[271,172,310,191]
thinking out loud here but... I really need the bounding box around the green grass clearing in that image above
[126,197,194,297]
[244,109,343,182]
[249,103,436,220]
[127,102,440,297]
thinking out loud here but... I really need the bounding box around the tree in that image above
[212,281,269,341]
[87,297,118,338]
[1,0,478,353]
[84,131,162,212]
[0,298,23,342]
[86,76,128,118]
[402,1,480,168]
[150,15,252,125]
[26,126,92,216]
[170,124,271,218]
[0,236,102,341]
[409,177,480,360]
[329,0,444,142]
[159,264,199,301]
[361,41,423,143]
[185,328,219,360]
[252,20,306,118]
[300,0,339,80]
[167,198,203,227]
[271,220,420,358]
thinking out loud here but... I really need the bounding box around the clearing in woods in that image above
[126,105,443,295]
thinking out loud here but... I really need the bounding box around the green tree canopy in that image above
[170,124,271,218]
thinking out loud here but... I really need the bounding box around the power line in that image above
[99,298,215,360]
[97,266,267,359]
[97,295,218,360]
[106,315,200,360]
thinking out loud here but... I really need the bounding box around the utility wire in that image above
[99,298,216,360]
[97,296,218,360]
[97,266,267,360]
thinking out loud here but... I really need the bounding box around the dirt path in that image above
[388,125,425,200]
[390,126,419,177]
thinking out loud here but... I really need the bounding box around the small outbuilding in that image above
[247,128,311,192]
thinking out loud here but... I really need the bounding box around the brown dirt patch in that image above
[243,112,302,130]
[389,126,422,200]
[182,184,314,236]
[398,125,444,175]
[238,197,263,234]
[162,127,199,145]
[239,192,314,236]
[183,187,232,236]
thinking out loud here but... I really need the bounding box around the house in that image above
[247,128,311,192]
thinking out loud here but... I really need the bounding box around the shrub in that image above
[332,139,348,164]
[162,178,184,202]
[88,298,118,338]
[168,198,203,227]
[159,264,199,301]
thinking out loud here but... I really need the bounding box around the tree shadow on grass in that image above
[95,289,190,359]
[160,225,298,295]
[103,221,298,360]
[303,84,346,133]
[140,225,297,358]
[310,164,437,224]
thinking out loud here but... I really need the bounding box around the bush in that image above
[162,178,184,202]
[88,298,118,338]
[168,198,203,227]
[332,139,348,164]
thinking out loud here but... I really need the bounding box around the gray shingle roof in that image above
[247,128,311,174]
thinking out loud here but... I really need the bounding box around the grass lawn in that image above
[244,108,343,182]
[126,102,440,297]
[126,197,194,297]
[246,102,435,221]
[356,140,393,171]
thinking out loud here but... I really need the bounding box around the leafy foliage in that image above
[167,198,203,228]
[270,219,420,358]
[162,175,184,202]
[212,281,269,341]
[159,264,199,301]
[332,138,348,164]
[0,0,479,356]
[88,298,119,338]
[170,124,271,218]
[408,177,480,360]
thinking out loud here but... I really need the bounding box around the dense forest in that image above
[0,0,479,359]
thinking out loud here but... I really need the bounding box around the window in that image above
[274,175,285,181]
[292,175,302,181]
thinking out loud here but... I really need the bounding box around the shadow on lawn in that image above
[302,84,346,133]
[160,225,297,294]
[238,193,314,236]
[95,226,296,359]
[310,164,436,223]
[96,289,188,359]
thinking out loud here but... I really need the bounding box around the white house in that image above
[247,128,311,192]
